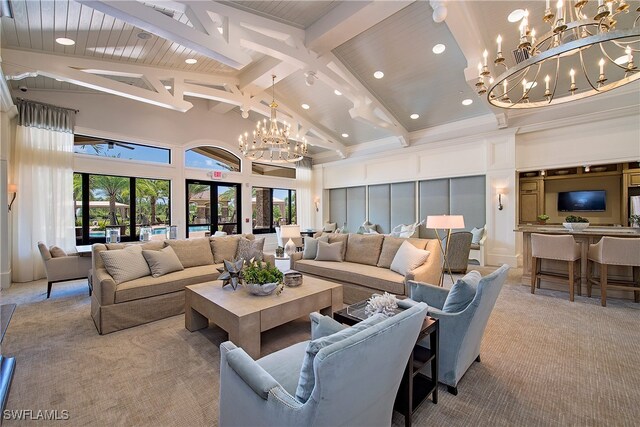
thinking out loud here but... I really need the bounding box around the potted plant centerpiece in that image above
[537,214,550,225]
[242,260,284,296]
[563,215,590,231]
[630,215,640,228]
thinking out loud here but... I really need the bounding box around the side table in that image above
[333,304,438,427]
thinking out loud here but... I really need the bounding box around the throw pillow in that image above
[236,237,265,262]
[344,234,384,266]
[442,270,482,313]
[327,233,348,260]
[142,246,184,278]
[295,313,386,403]
[49,245,67,258]
[390,241,430,276]
[302,235,329,260]
[211,236,241,264]
[164,238,214,268]
[323,222,337,232]
[471,227,485,244]
[100,245,151,285]
[315,241,343,262]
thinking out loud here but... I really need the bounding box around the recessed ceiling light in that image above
[410,113,420,120]
[55,37,75,46]
[164,85,172,90]
[462,99,473,106]
[341,133,349,138]
[507,9,526,23]
[525,81,538,90]
[614,55,628,65]
[432,44,446,54]
[185,58,197,64]
[217,26,224,34]
[373,71,384,79]
[301,103,310,110]
[334,89,342,96]
[137,31,152,40]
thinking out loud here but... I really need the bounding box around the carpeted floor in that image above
[1,268,639,426]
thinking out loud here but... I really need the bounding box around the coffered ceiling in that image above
[1,0,638,160]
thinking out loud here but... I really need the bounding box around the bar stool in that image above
[587,237,640,307]
[531,234,581,301]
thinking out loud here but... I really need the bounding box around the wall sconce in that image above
[313,196,320,212]
[497,192,504,211]
[8,183,17,211]
[540,170,546,176]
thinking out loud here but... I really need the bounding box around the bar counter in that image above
[516,225,640,296]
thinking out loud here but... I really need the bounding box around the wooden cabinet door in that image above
[520,193,540,223]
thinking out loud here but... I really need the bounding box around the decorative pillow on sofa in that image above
[165,238,214,268]
[315,241,343,262]
[100,245,151,285]
[390,241,430,276]
[49,245,67,258]
[303,235,329,260]
[323,222,337,232]
[345,234,384,266]
[295,313,386,403]
[377,237,427,269]
[142,246,184,278]
[327,234,348,260]
[471,227,485,244]
[236,237,265,262]
[442,270,482,313]
[211,236,242,264]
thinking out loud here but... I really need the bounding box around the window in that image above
[252,162,296,178]
[185,146,241,172]
[74,135,170,164]
[74,173,171,244]
[252,187,296,234]
[186,180,241,237]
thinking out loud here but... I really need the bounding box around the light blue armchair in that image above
[408,264,510,395]
[219,303,428,427]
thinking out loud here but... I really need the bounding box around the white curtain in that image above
[12,103,75,282]
[296,157,312,230]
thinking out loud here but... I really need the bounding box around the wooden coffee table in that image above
[185,276,343,359]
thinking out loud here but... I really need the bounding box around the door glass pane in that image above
[290,190,297,224]
[187,183,210,225]
[74,173,83,241]
[252,187,271,232]
[218,185,237,234]
[273,189,289,227]
[136,178,170,237]
[188,225,211,238]
[89,175,131,238]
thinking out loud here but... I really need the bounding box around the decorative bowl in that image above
[284,272,303,287]
[562,222,589,231]
[244,282,278,296]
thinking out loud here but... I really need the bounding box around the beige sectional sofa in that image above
[91,235,273,334]
[291,233,442,303]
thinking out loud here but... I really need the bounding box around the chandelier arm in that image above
[578,48,600,92]
[598,41,633,71]
[549,55,560,104]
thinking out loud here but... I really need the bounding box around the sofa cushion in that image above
[294,260,405,294]
[211,236,242,264]
[295,313,386,403]
[236,237,265,262]
[165,238,214,268]
[390,241,431,276]
[344,234,384,266]
[142,246,184,278]
[327,233,348,260]
[470,243,481,250]
[323,222,337,232]
[114,264,222,303]
[49,245,67,258]
[100,245,151,285]
[315,241,343,262]
[303,235,329,260]
[377,237,428,268]
[442,270,481,313]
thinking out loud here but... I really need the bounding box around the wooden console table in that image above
[0,304,16,413]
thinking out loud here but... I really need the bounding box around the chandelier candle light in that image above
[239,75,308,163]
[476,0,639,108]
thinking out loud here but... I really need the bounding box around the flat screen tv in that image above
[557,190,606,212]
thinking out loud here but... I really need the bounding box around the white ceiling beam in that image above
[76,0,251,70]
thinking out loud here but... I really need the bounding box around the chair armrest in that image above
[225,346,280,400]
[310,312,345,339]
[408,280,449,310]
[93,268,116,305]
[44,256,91,282]
[290,252,303,270]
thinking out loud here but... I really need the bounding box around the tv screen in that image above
[558,190,606,212]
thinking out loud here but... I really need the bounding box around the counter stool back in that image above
[587,237,640,307]
[531,233,581,302]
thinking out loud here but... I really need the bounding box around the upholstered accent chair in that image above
[587,237,640,306]
[407,264,510,395]
[468,225,487,266]
[219,303,429,427]
[530,233,581,301]
[37,242,92,298]
[443,231,473,275]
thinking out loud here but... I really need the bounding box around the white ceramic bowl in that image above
[563,222,589,231]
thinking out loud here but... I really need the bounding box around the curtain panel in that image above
[12,100,76,282]
[296,157,313,230]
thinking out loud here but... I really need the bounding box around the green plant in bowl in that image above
[563,215,589,231]
[537,214,550,224]
[242,261,284,296]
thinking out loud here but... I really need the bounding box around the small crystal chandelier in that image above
[238,75,307,163]
[476,0,639,108]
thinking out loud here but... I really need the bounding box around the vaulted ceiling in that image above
[1,0,638,161]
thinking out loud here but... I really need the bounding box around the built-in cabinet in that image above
[519,177,544,223]
[622,163,640,226]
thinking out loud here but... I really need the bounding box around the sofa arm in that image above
[290,252,303,270]
[407,280,449,310]
[93,268,117,306]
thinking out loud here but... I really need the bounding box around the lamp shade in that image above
[8,183,17,193]
[425,215,465,230]
[280,225,301,239]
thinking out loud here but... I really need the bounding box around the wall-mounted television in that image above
[558,190,606,212]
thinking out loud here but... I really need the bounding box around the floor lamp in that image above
[426,215,465,286]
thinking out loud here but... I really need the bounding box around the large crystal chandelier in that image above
[476,0,639,108]
[238,75,307,163]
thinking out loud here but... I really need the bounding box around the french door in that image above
[186,180,241,238]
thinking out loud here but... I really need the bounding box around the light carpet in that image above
[1,268,639,426]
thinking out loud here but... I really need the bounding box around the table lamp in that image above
[280,225,301,258]
[426,215,465,286]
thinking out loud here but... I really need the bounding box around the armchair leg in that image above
[447,385,458,396]
[47,281,53,299]
[475,355,481,363]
